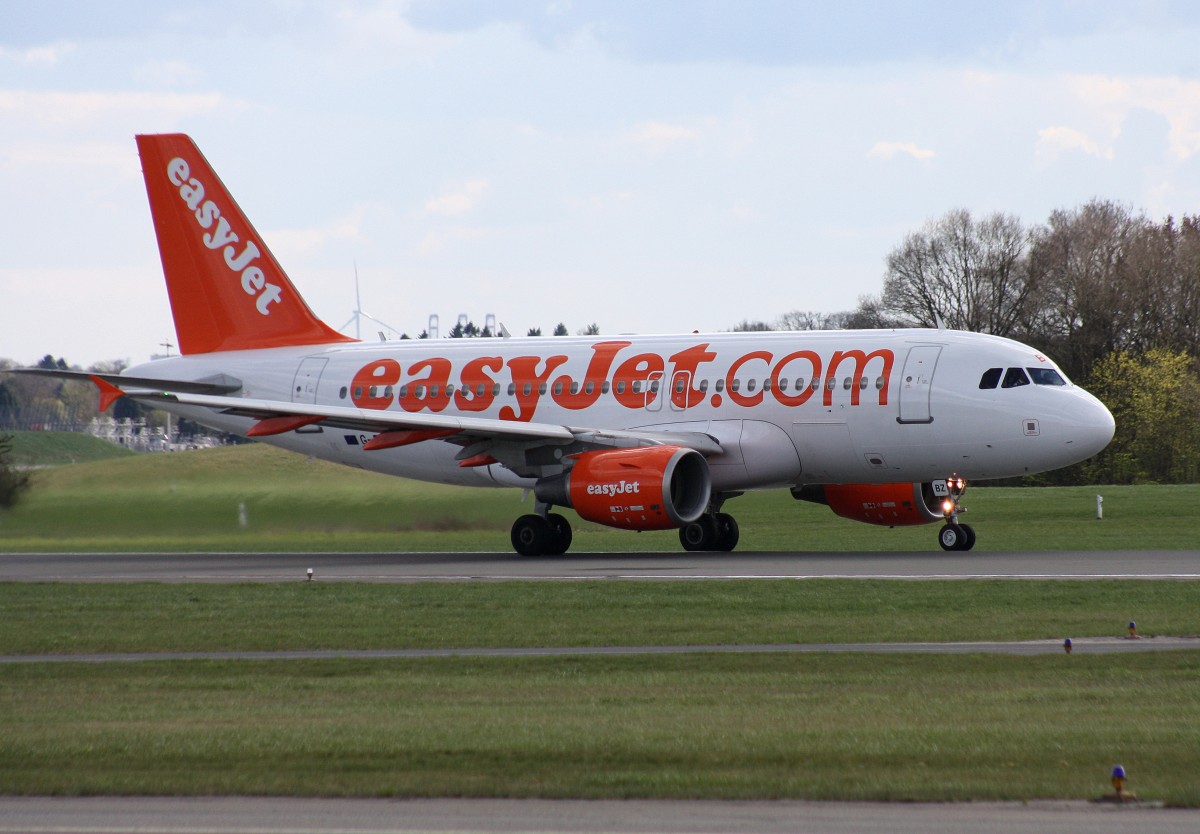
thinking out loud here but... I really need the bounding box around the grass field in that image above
[2,441,1199,803]
[1,581,1198,803]
[1,441,1198,552]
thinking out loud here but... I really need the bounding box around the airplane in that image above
[19,133,1116,556]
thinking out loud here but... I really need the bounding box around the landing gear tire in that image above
[959,523,976,551]
[679,515,718,551]
[545,513,573,556]
[511,513,573,556]
[512,514,551,556]
[938,523,975,552]
[713,512,739,552]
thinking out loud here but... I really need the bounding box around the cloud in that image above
[424,180,489,217]
[416,226,487,257]
[867,141,935,160]
[267,206,371,257]
[1035,125,1112,161]
[1062,74,1200,160]
[625,121,699,153]
[0,90,227,129]
[0,41,74,67]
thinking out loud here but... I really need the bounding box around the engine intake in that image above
[535,446,711,530]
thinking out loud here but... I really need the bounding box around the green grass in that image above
[2,652,1198,802]
[1,581,1198,802]
[1,580,1197,655]
[1,443,1198,551]
[2,430,136,466]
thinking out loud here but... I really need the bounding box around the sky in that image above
[4,0,1200,367]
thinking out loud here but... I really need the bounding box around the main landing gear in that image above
[678,492,741,552]
[509,497,744,556]
[678,512,739,552]
[937,474,975,552]
[511,510,573,557]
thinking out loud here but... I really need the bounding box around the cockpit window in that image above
[1001,367,1030,388]
[1028,368,1067,386]
[979,368,1002,389]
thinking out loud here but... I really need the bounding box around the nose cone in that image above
[1068,388,1116,462]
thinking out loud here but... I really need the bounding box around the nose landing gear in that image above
[937,475,975,551]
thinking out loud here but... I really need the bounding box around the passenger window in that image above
[1028,368,1067,386]
[1002,368,1030,388]
[979,368,1002,389]
[747,379,757,393]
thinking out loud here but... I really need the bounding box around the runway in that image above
[1,796,1196,834]
[2,548,1198,582]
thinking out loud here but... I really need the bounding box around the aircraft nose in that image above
[1071,390,1116,459]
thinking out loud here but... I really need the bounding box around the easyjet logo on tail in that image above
[166,157,283,316]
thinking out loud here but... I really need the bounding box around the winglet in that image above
[90,376,125,412]
[136,134,356,355]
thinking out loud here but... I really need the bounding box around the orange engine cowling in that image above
[534,446,711,531]
[792,482,944,526]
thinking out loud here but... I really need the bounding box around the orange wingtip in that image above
[457,453,498,468]
[362,429,461,451]
[90,376,125,412]
[246,415,324,437]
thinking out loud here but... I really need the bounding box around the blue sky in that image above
[4,0,1200,366]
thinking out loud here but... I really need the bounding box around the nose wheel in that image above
[937,475,975,551]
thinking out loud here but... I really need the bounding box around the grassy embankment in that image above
[1,436,1197,551]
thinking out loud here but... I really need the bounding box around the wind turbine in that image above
[340,264,404,341]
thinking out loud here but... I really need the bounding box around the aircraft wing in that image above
[9,368,243,395]
[148,390,723,474]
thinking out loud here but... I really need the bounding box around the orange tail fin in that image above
[136,134,355,354]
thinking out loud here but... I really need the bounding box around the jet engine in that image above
[792,482,944,526]
[535,446,711,530]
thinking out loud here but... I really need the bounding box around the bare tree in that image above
[880,209,1035,335]
[1026,200,1148,379]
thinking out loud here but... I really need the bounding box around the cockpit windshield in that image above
[1027,368,1067,386]
[979,367,1070,389]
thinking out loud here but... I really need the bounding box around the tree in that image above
[1083,348,1200,483]
[526,327,543,337]
[552,323,569,336]
[0,433,30,509]
[578,323,600,336]
[1025,200,1147,380]
[731,319,773,332]
[879,209,1035,336]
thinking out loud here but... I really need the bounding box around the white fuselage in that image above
[128,328,1116,492]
